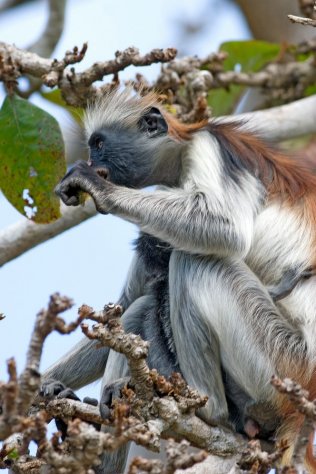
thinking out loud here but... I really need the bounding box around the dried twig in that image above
[156,54,316,119]
[79,308,245,457]
[271,376,316,420]
[128,439,207,474]
[17,293,75,416]
[45,397,105,427]
[271,376,316,472]
[81,317,154,402]
[0,42,177,106]
[238,439,289,473]
[288,14,316,27]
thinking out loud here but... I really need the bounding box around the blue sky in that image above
[0,0,250,401]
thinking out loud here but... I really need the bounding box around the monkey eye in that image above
[95,137,104,150]
[138,107,168,136]
[89,133,104,151]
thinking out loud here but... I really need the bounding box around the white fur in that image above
[84,86,157,137]
[248,201,314,283]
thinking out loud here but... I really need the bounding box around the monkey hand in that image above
[55,160,110,212]
[40,379,100,438]
[100,377,131,419]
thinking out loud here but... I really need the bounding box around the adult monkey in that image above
[51,88,316,470]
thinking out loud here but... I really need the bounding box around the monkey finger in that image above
[57,388,81,401]
[95,167,109,180]
[83,396,98,406]
[100,377,130,419]
[55,185,81,206]
[40,379,67,399]
[55,418,68,440]
[301,268,316,279]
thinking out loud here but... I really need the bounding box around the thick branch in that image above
[217,57,316,87]
[46,397,105,426]
[230,94,316,141]
[28,0,66,57]
[0,199,97,267]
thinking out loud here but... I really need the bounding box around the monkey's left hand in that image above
[55,160,110,213]
[40,379,100,438]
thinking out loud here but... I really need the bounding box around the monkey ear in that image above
[138,107,168,136]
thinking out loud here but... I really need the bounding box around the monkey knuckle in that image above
[40,379,66,399]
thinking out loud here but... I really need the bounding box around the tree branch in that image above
[0,198,97,267]
[288,14,316,26]
[231,94,316,141]
[28,0,67,58]
[0,42,177,106]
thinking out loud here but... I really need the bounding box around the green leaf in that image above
[0,95,66,223]
[6,448,19,460]
[208,40,281,116]
[41,89,84,124]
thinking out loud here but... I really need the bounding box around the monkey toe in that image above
[57,388,81,401]
[83,396,98,406]
[100,377,130,419]
[244,418,260,438]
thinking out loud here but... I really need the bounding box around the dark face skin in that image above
[87,107,168,188]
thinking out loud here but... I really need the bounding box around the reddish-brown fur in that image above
[165,112,208,141]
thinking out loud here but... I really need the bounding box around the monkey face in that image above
[87,108,169,188]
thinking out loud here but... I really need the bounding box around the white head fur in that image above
[84,86,159,137]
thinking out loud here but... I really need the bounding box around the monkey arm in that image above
[104,187,250,256]
[56,161,260,257]
[43,337,109,390]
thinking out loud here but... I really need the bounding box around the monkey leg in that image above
[168,251,229,426]
[169,251,306,429]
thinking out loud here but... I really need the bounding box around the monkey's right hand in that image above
[100,377,131,419]
[55,160,108,208]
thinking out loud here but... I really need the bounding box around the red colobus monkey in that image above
[49,87,316,472]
